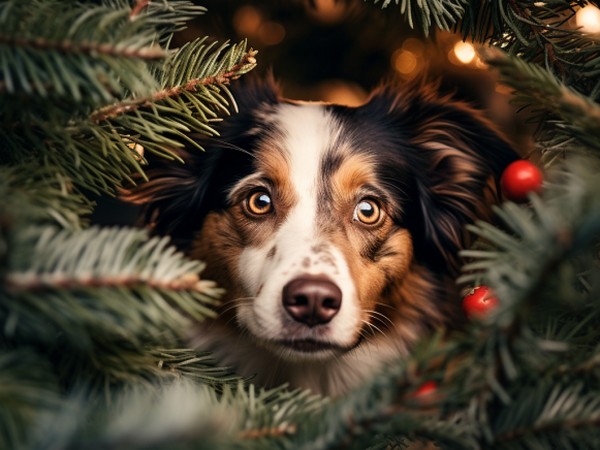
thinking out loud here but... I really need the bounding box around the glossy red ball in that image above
[462,285,498,319]
[501,160,543,202]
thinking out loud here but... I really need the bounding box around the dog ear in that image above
[365,81,519,273]
[121,76,281,248]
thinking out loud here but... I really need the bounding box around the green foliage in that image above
[0,0,256,195]
[370,0,467,34]
[0,164,93,230]
[1,0,600,449]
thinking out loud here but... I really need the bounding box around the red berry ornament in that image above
[462,285,498,319]
[412,380,438,398]
[501,160,543,203]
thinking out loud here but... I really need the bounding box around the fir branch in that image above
[482,46,600,158]
[0,0,162,102]
[90,39,258,123]
[1,38,256,195]
[0,349,62,450]
[0,34,166,61]
[0,164,93,230]
[493,382,600,447]
[1,226,221,350]
[464,1,600,111]
[369,0,467,34]
[459,155,600,324]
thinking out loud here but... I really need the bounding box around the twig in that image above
[0,34,166,60]
[5,272,214,292]
[90,49,258,123]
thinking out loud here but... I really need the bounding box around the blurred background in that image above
[178,0,534,148]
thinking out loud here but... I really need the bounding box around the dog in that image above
[124,77,518,397]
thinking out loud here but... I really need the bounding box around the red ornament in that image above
[412,380,438,398]
[462,285,498,319]
[501,160,543,203]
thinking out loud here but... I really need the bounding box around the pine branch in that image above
[0,0,207,102]
[90,38,258,123]
[369,0,467,35]
[493,382,600,448]
[460,1,599,82]
[482,46,600,161]
[0,164,93,231]
[2,226,221,351]
[0,0,158,102]
[459,155,600,323]
[0,349,62,450]
[1,38,257,195]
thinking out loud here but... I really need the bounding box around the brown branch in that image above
[5,272,214,293]
[495,417,600,443]
[90,49,258,123]
[130,0,150,19]
[0,34,166,60]
[238,424,298,440]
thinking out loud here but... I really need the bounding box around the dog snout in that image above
[282,276,342,327]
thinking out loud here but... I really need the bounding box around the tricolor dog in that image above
[126,78,518,396]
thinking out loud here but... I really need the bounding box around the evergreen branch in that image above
[90,39,258,123]
[5,226,219,298]
[1,226,221,350]
[0,0,161,102]
[493,382,600,447]
[369,0,467,35]
[459,155,600,323]
[0,164,93,230]
[1,39,257,196]
[0,349,62,450]
[482,46,600,157]
[0,34,166,61]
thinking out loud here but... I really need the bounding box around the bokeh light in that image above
[576,5,600,34]
[452,41,476,65]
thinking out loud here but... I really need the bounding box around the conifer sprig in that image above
[371,0,467,34]
[0,164,93,230]
[459,156,600,325]
[482,47,600,163]
[2,226,221,351]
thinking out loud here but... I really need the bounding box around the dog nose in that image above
[282,277,342,327]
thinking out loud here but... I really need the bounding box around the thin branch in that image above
[4,272,214,293]
[0,34,166,60]
[90,49,258,123]
[495,417,600,443]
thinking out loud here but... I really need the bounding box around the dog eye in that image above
[246,190,273,216]
[353,199,381,225]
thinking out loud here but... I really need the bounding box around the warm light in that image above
[258,21,285,46]
[392,48,420,76]
[233,6,263,37]
[453,41,476,64]
[316,80,367,107]
[576,5,600,34]
[309,0,347,24]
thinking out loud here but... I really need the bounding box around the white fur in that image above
[236,103,361,357]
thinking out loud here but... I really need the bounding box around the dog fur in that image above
[124,78,518,396]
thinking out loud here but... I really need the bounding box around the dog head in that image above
[125,78,518,363]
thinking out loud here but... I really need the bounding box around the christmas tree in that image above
[1,1,599,449]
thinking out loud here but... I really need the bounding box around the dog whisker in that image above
[212,139,257,159]
[363,309,395,330]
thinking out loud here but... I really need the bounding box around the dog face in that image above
[125,78,518,385]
